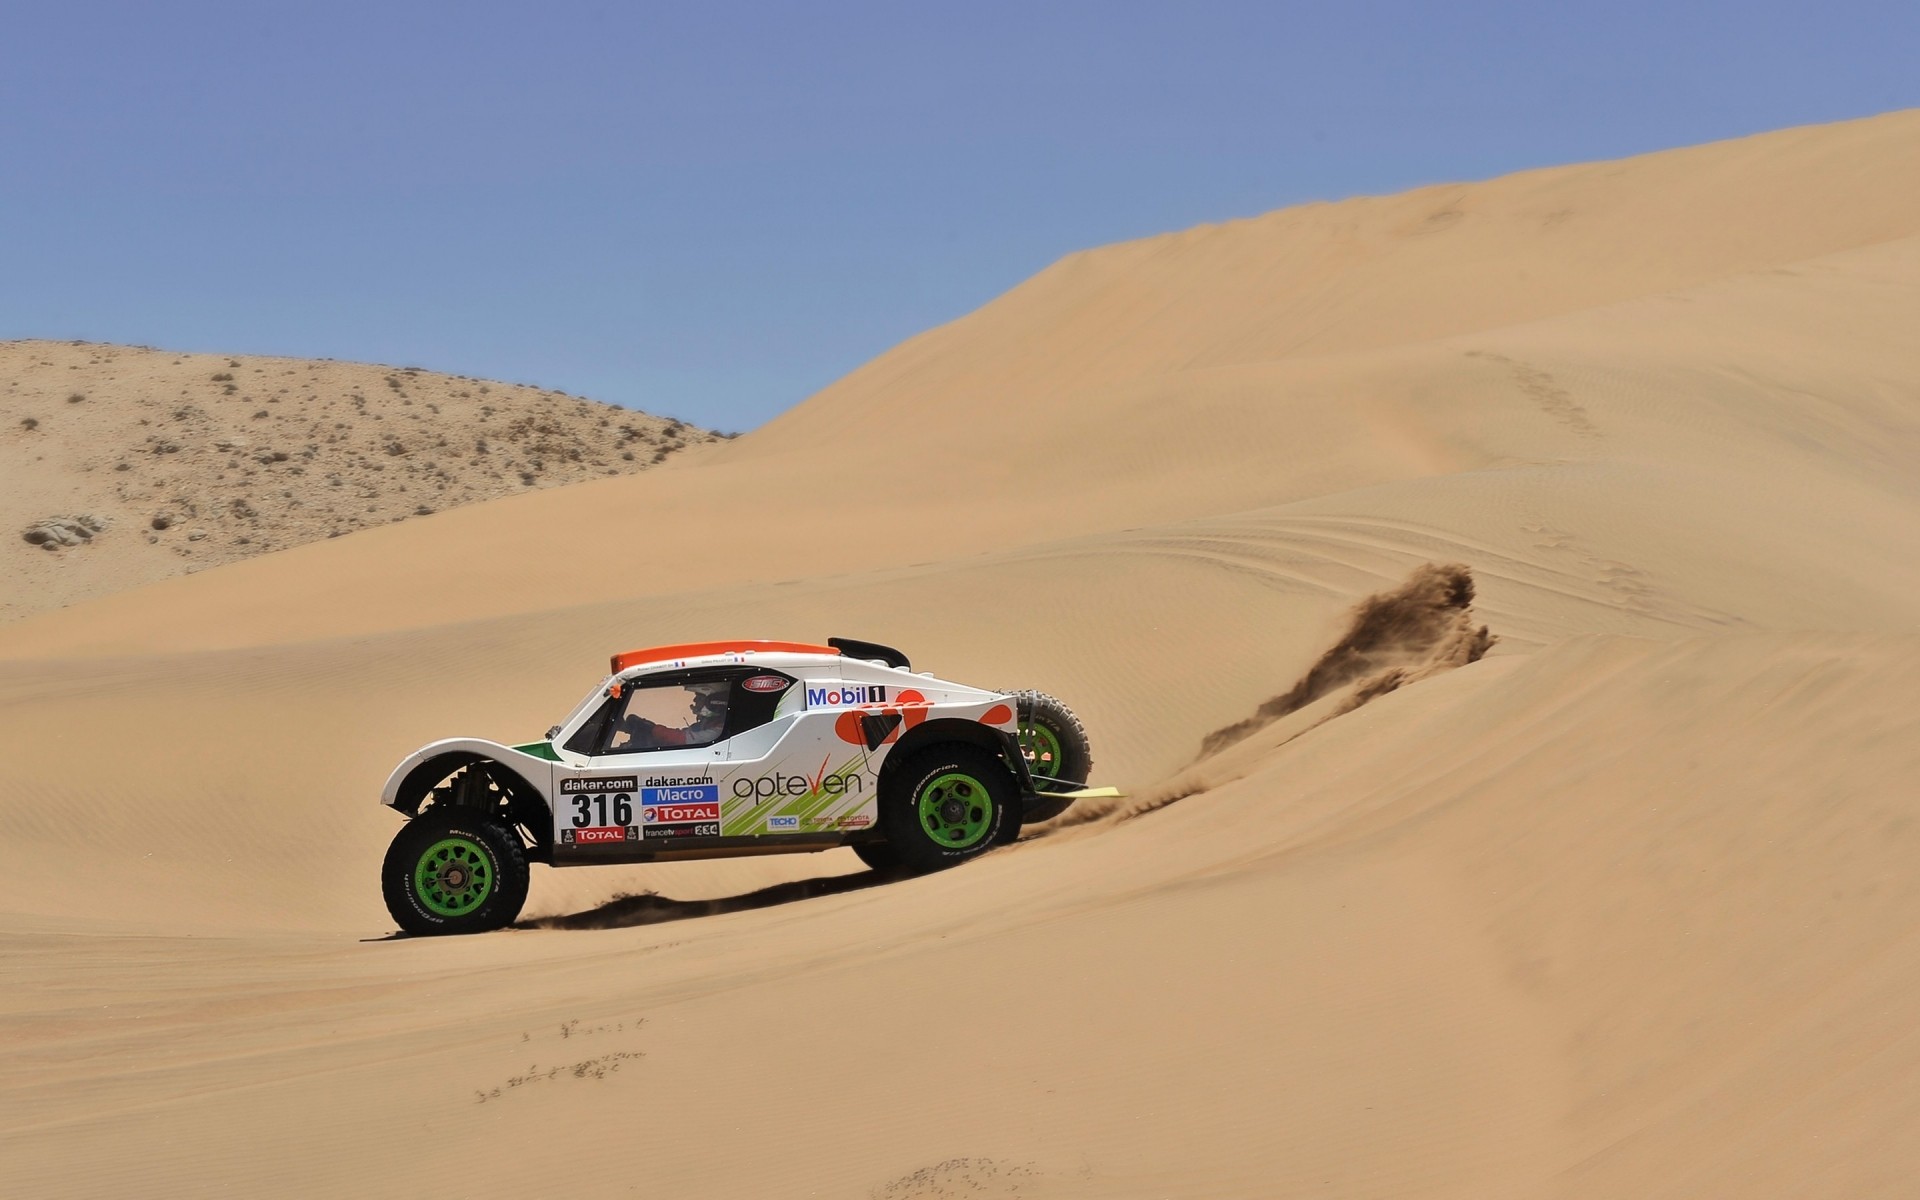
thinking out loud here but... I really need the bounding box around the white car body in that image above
[379,639,1035,865]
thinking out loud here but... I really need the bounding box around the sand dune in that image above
[2,110,1918,1198]
[5,112,1918,660]
[0,341,719,620]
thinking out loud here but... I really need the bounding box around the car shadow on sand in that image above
[514,866,911,932]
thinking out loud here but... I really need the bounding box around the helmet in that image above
[690,686,727,724]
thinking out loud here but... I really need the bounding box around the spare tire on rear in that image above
[1010,689,1092,800]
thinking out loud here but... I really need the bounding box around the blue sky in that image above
[2,2,1913,431]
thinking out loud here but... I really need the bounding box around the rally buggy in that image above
[378,638,1095,934]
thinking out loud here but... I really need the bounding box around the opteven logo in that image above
[732,756,865,802]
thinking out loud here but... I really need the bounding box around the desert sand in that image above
[0,341,719,621]
[2,109,1918,1198]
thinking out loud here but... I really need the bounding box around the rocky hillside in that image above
[1,340,723,619]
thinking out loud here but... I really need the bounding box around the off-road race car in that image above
[379,638,1096,935]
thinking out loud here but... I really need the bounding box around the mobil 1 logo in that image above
[805,682,886,708]
[558,774,640,846]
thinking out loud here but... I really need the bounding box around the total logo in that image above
[805,683,886,708]
[643,802,721,823]
[574,827,629,845]
[765,814,801,832]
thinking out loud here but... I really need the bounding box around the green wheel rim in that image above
[916,771,995,849]
[413,836,495,917]
[1018,721,1065,784]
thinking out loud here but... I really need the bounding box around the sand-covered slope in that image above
[3,109,1916,658]
[0,340,719,619]
[2,111,1919,1198]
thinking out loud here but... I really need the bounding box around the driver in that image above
[681,686,728,742]
[616,685,728,749]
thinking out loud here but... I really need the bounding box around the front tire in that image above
[382,807,529,935]
[880,745,1017,873]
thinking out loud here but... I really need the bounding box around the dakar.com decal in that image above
[559,775,638,794]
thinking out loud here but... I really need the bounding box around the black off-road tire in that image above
[382,806,530,936]
[1010,690,1092,791]
[879,745,1017,874]
[1010,690,1093,822]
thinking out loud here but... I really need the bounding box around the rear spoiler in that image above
[828,637,910,670]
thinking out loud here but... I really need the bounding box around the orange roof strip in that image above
[610,640,839,675]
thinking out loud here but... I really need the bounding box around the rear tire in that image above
[382,807,529,935]
[880,745,1016,873]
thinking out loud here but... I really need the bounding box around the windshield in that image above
[551,676,614,740]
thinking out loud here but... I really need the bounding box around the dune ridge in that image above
[0,340,719,620]
[2,110,1919,1198]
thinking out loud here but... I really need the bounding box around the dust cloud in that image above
[1041,563,1494,831]
[1198,562,1493,757]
